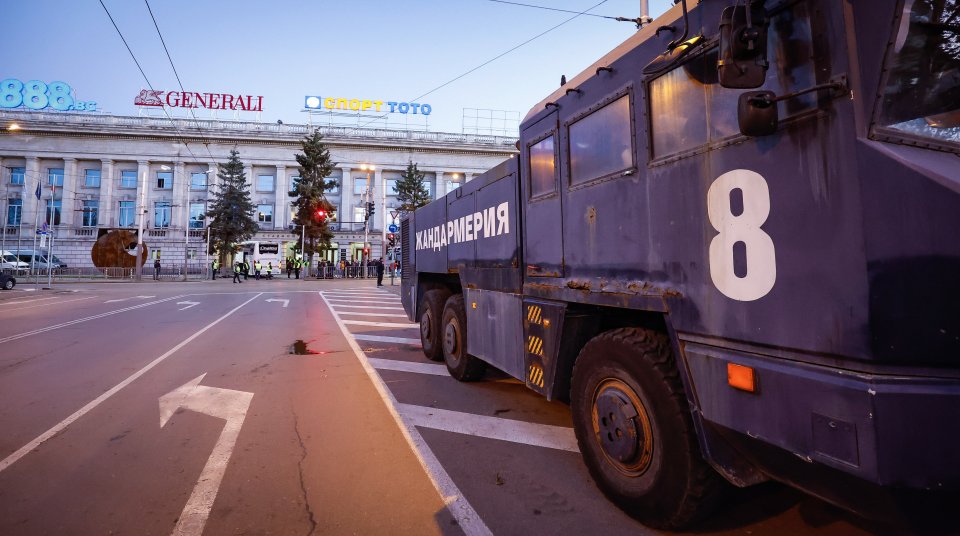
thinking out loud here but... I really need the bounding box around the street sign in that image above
[388,223,398,233]
[389,210,398,220]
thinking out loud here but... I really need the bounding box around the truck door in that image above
[520,110,563,277]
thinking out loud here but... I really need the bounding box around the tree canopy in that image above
[206,149,258,259]
[290,128,337,262]
[395,161,431,213]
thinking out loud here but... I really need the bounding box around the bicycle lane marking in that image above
[0,292,264,474]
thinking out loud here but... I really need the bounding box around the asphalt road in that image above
[0,278,898,535]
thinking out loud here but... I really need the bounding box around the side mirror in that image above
[738,91,778,136]
[718,4,769,89]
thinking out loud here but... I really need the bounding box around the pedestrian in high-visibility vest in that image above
[232,262,242,284]
[267,261,273,280]
[254,260,262,280]
[211,259,219,280]
[294,258,301,279]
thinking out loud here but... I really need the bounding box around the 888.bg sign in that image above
[0,79,97,111]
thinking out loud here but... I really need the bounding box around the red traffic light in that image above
[316,209,326,220]
[387,233,395,240]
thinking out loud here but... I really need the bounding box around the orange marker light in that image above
[727,363,757,393]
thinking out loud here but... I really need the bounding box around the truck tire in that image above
[441,294,486,381]
[570,327,722,529]
[2,277,13,290]
[419,288,450,361]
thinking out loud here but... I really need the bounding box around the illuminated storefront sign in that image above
[0,78,97,111]
[135,89,264,112]
[304,95,432,115]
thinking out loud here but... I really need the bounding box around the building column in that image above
[61,158,78,228]
[137,160,151,229]
[172,162,187,229]
[339,166,352,230]
[275,164,287,229]
[22,156,40,231]
[465,172,474,184]
[435,171,445,199]
[100,159,115,227]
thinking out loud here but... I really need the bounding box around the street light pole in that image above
[135,168,147,281]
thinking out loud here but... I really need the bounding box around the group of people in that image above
[210,256,392,285]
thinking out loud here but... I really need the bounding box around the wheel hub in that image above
[444,320,460,363]
[421,310,432,340]
[592,379,653,474]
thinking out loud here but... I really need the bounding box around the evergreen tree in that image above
[395,161,431,213]
[206,149,258,261]
[290,128,336,267]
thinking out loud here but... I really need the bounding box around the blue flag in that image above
[34,182,41,200]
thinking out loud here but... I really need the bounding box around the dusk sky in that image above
[3,0,673,134]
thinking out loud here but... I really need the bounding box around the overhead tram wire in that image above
[98,0,206,167]
[143,0,218,163]
[342,0,611,135]
[484,0,619,20]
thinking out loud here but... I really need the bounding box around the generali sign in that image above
[134,89,264,112]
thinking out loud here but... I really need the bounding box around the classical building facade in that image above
[0,110,517,268]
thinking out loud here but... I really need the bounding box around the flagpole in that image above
[31,179,40,288]
[47,182,56,288]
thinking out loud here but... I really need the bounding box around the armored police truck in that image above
[402,0,959,529]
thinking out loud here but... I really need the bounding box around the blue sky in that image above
[3,0,673,134]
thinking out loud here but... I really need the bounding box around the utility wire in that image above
[98,0,206,168]
[143,0,219,164]
[484,0,618,20]
[344,0,610,134]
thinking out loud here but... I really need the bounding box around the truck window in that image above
[528,133,557,199]
[568,94,634,186]
[650,4,818,160]
[876,0,960,148]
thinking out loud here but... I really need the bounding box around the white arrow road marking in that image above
[265,298,289,308]
[104,295,155,303]
[160,373,254,536]
[177,301,200,310]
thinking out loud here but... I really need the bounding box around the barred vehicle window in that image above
[528,134,556,198]
[569,95,633,186]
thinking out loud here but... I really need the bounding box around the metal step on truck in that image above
[401,0,960,529]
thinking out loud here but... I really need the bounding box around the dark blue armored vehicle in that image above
[402,0,959,528]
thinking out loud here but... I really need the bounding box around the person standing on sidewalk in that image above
[294,257,301,279]
[232,262,242,284]
[376,257,385,286]
[211,259,219,280]
[153,257,161,281]
[254,260,262,280]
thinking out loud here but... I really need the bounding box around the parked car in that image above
[1,251,31,274]
[0,272,15,290]
[11,249,67,270]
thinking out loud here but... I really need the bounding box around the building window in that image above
[84,169,101,188]
[45,199,62,225]
[9,167,25,185]
[289,176,300,195]
[48,168,64,187]
[191,172,207,190]
[353,206,366,224]
[569,94,633,186]
[6,199,22,226]
[386,179,399,196]
[154,201,171,228]
[528,134,557,198]
[189,203,205,229]
[424,181,433,199]
[327,178,340,195]
[257,204,273,224]
[120,170,138,188]
[257,175,275,192]
[156,171,173,189]
[82,199,99,227]
[119,201,135,227]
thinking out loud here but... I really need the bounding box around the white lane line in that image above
[342,320,413,329]
[319,293,492,536]
[325,298,400,303]
[367,358,449,376]
[0,292,264,474]
[329,304,404,310]
[322,294,399,299]
[334,312,409,318]
[399,404,580,453]
[354,334,420,345]
[0,295,187,345]
[0,296,96,313]
[0,296,61,306]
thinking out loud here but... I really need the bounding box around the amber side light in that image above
[727,362,757,393]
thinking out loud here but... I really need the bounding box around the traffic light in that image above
[387,233,395,247]
[366,201,375,220]
[316,209,326,221]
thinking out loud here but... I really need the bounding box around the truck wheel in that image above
[441,294,486,381]
[419,288,450,361]
[570,327,722,529]
[2,278,13,290]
